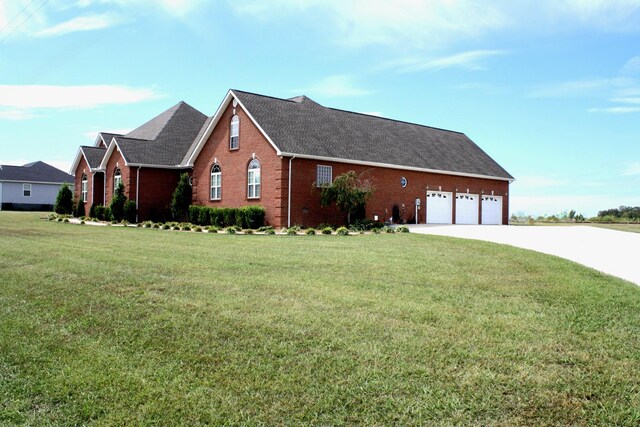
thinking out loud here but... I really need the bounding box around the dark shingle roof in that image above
[80,146,107,169]
[0,161,74,183]
[116,102,208,166]
[97,132,122,147]
[232,90,513,179]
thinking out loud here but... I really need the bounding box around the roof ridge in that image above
[232,89,302,104]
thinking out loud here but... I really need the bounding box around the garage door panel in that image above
[481,195,502,225]
[455,194,479,225]
[426,191,452,224]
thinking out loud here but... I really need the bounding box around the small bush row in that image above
[188,205,266,229]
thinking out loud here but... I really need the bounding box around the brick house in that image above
[71,89,514,226]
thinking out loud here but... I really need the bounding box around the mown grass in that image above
[1,211,639,426]
[590,223,640,234]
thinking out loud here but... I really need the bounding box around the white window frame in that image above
[113,168,122,193]
[230,115,239,150]
[81,174,88,202]
[247,159,261,199]
[316,165,333,187]
[23,183,31,197]
[210,164,221,200]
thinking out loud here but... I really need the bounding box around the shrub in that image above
[110,183,126,222]
[372,228,381,234]
[74,198,85,218]
[143,221,153,228]
[54,184,73,215]
[258,225,274,232]
[397,226,410,233]
[383,226,395,233]
[194,226,202,232]
[245,229,254,235]
[305,228,316,235]
[321,227,333,235]
[265,228,276,235]
[63,218,69,223]
[80,220,85,225]
[181,223,191,231]
[226,227,236,234]
[123,200,137,223]
[111,219,117,224]
[206,226,219,233]
[89,204,97,219]
[222,208,235,227]
[336,226,349,236]
[244,206,266,229]
[286,227,298,236]
[162,224,171,230]
[171,173,192,221]
[317,223,334,231]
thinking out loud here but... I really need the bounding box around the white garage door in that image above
[481,195,502,225]
[426,191,452,224]
[455,194,479,224]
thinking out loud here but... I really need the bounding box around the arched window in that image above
[247,159,260,199]
[113,167,122,194]
[210,164,221,200]
[230,115,239,149]
[81,174,88,202]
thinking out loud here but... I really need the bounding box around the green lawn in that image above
[590,223,640,234]
[1,212,639,426]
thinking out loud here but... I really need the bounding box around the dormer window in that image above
[230,115,239,150]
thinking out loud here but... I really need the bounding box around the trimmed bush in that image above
[383,227,395,233]
[336,227,349,236]
[186,205,266,228]
[305,228,316,235]
[110,183,126,222]
[162,224,171,230]
[286,227,298,236]
[206,226,219,233]
[265,228,276,235]
[74,199,85,218]
[194,226,202,232]
[54,184,73,215]
[245,229,254,235]
[124,200,137,223]
[226,227,236,234]
[321,227,333,235]
[396,226,410,233]
[171,173,192,221]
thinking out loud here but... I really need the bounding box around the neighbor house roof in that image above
[230,90,514,180]
[0,161,74,184]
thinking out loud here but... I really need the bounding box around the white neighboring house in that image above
[0,161,74,211]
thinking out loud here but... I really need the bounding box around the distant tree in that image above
[171,173,192,221]
[568,210,576,220]
[110,183,127,221]
[54,183,73,215]
[319,171,374,225]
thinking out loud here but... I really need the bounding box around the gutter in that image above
[288,155,295,228]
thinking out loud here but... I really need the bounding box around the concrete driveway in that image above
[408,225,640,286]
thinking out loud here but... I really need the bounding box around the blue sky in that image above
[1,0,639,217]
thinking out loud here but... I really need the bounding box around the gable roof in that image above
[230,90,513,180]
[98,101,209,169]
[0,161,74,184]
[95,132,122,148]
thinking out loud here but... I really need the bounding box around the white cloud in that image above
[529,77,636,98]
[0,109,38,120]
[611,97,640,104]
[33,12,124,37]
[388,50,507,73]
[622,162,640,176]
[0,84,160,109]
[621,56,640,74]
[294,75,370,98]
[588,106,640,113]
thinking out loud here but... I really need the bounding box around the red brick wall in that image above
[137,168,183,220]
[191,102,286,227]
[287,158,510,226]
[73,157,104,210]
[104,148,131,206]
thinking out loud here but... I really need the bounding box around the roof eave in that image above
[279,152,514,182]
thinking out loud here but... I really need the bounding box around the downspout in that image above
[287,155,295,228]
[103,173,106,206]
[91,173,94,205]
[136,166,141,223]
